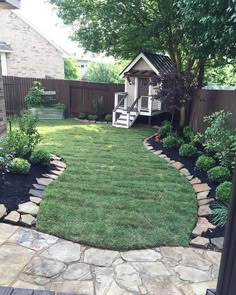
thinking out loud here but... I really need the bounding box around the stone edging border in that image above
[0,154,67,227]
[143,134,223,251]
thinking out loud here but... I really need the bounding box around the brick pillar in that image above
[0,59,7,136]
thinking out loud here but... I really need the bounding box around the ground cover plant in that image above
[36,119,197,250]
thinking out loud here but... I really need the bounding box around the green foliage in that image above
[216,181,232,203]
[105,114,112,122]
[79,113,87,120]
[9,158,31,174]
[195,155,216,172]
[64,58,81,80]
[205,64,236,86]
[30,149,51,166]
[91,96,104,119]
[207,166,231,184]
[200,111,236,170]
[212,203,228,228]
[86,62,126,83]
[24,81,44,108]
[163,135,179,149]
[179,144,198,158]
[54,103,66,110]
[158,122,173,137]
[88,114,98,121]
[183,126,194,143]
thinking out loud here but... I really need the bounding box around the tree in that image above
[205,64,236,86]
[64,58,81,80]
[86,61,126,83]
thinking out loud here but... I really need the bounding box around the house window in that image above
[140,78,149,86]
[81,65,84,68]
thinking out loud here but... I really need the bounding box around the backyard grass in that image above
[36,119,197,250]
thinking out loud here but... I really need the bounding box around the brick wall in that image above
[0,10,64,79]
[0,61,6,136]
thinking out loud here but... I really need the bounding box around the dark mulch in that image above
[148,136,226,239]
[0,164,53,212]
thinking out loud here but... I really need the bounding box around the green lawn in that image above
[36,119,197,250]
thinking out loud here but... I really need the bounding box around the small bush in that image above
[212,203,228,227]
[79,113,87,119]
[195,155,216,172]
[163,135,179,149]
[179,144,198,157]
[105,114,112,122]
[207,166,231,183]
[161,120,171,126]
[158,123,173,137]
[183,126,194,143]
[30,149,51,166]
[88,114,98,121]
[9,158,31,174]
[216,181,232,203]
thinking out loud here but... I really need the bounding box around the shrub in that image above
[158,123,173,137]
[179,144,198,157]
[105,114,112,122]
[216,181,232,203]
[9,158,31,174]
[212,203,228,227]
[88,114,98,121]
[163,135,179,149]
[30,149,51,166]
[161,120,171,126]
[183,126,194,143]
[54,103,65,110]
[24,81,44,108]
[79,113,87,119]
[195,155,216,172]
[91,96,104,119]
[207,166,231,183]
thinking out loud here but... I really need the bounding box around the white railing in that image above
[114,92,128,111]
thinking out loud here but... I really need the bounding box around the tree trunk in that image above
[197,63,205,88]
[179,105,186,128]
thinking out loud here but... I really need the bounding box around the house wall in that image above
[0,10,64,79]
[0,60,6,136]
[125,79,135,107]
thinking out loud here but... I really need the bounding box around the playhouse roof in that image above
[120,51,173,77]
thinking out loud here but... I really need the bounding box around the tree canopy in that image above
[64,58,81,80]
[51,0,235,85]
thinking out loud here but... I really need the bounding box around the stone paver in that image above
[0,204,7,219]
[18,202,39,216]
[4,211,20,223]
[0,225,221,294]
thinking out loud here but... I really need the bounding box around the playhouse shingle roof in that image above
[0,42,13,52]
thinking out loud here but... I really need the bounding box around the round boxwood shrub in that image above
[179,144,198,157]
[79,113,87,119]
[88,114,98,121]
[207,166,231,183]
[163,135,179,149]
[195,155,216,172]
[216,181,232,203]
[158,123,173,137]
[105,114,112,122]
[9,158,31,174]
[30,149,51,166]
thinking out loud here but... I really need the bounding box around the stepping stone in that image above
[30,197,42,205]
[51,160,66,168]
[198,198,214,206]
[197,191,210,200]
[190,236,210,249]
[84,248,118,267]
[50,169,64,176]
[198,205,212,217]
[190,177,201,185]
[4,211,20,223]
[33,184,46,191]
[121,249,161,262]
[18,202,39,216]
[180,168,191,177]
[174,264,211,282]
[193,183,211,193]
[153,150,162,155]
[20,214,36,226]
[192,217,216,236]
[36,178,53,186]
[211,237,224,250]
[42,173,58,180]
[0,204,7,219]
[172,162,184,170]
[29,189,44,198]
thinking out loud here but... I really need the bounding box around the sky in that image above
[16,0,111,61]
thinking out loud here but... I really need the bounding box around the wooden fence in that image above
[3,76,124,117]
[189,89,236,132]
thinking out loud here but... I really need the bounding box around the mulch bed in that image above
[148,136,225,240]
[0,164,54,212]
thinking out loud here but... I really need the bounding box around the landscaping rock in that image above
[32,184,46,191]
[50,169,64,176]
[153,150,162,155]
[4,211,20,223]
[197,191,210,200]
[42,173,58,180]
[190,236,209,249]
[186,175,194,180]
[164,157,171,162]
[159,154,167,158]
[146,146,154,150]
[172,162,184,170]
[36,178,53,186]
[18,202,39,216]
[198,198,214,206]
[211,237,224,250]
[121,249,161,262]
[30,197,42,205]
[190,178,202,185]
[192,217,216,236]
[0,204,7,219]
[193,183,211,193]
[29,189,44,198]
[84,248,118,267]
[20,214,36,226]
[50,154,62,161]
[198,205,212,217]
[51,159,67,168]
[180,168,191,177]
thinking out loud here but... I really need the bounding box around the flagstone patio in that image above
[0,224,221,295]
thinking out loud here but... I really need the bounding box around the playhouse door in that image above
[138,78,149,109]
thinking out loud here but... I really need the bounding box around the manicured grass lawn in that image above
[37,119,197,250]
